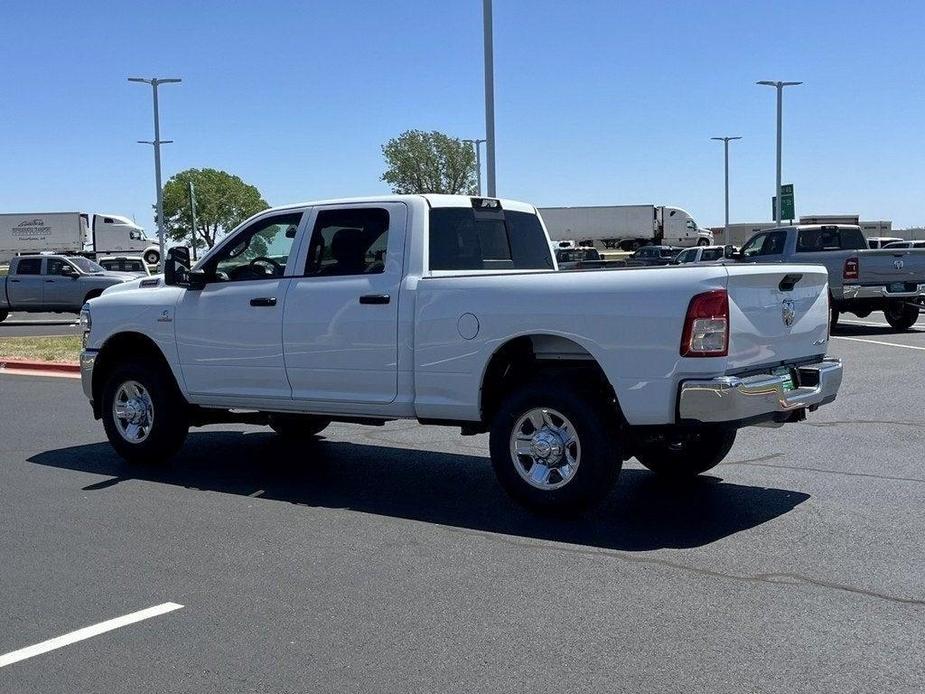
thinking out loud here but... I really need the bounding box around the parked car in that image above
[867,237,904,249]
[0,254,134,322]
[97,255,152,275]
[555,247,606,270]
[883,240,925,249]
[731,225,925,330]
[79,195,842,513]
[673,245,727,265]
[624,245,681,266]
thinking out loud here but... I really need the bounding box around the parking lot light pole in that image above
[483,0,496,197]
[710,136,742,240]
[757,80,801,226]
[129,77,182,272]
[463,138,486,195]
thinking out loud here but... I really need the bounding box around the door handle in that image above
[45,279,55,283]
[9,279,20,283]
[249,297,277,307]
[359,294,390,305]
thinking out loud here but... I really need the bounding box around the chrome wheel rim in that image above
[112,380,154,444]
[509,407,581,490]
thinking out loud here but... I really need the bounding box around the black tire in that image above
[84,289,104,304]
[0,310,7,323]
[830,308,840,330]
[489,379,622,514]
[268,414,331,438]
[634,428,737,478]
[101,358,189,464]
[697,238,710,246]
[883,301,919,331]
[143,250,160,266]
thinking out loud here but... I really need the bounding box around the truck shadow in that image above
[27,431,809,552]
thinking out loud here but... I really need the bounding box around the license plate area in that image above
[888,282,912,293]
[772,366,796,392]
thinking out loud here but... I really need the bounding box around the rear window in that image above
[797,227,867,252]
[428,207,553,271]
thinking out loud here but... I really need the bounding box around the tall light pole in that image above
[129,77,181,271]
[710,136,742,240]
[482,0,496,196]
[757,80,801,225]
[463,138,486,195]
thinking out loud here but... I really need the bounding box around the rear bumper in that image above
[842,283,925,300]
[678,358,842,426]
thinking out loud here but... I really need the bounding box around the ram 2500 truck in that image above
[734,224,925,330]
[78,195,842,513]
[0,255,137,322]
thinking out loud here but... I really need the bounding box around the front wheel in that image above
[102,359,189,464]
[697,238,710,246]
[143,250,160,266]
[634,428,736,478]
[0,310,7,323]
[489,381,622,514]
[883,301,919,331]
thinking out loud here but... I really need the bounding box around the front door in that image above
[283,203,406,404]
[174,210,306,399]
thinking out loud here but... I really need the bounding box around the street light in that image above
[710,136,742,240]
[463,138,486,195]
[129,77,182,271]
[482,0,496,196]
[757,80,802,225]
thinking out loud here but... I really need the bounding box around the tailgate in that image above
[725,264,829,370]
[857,249,925,287]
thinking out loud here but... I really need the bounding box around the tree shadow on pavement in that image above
[27,431,809,552]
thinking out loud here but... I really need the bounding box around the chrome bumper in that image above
[841,284,925,300]
[80,349,96,401]
[678,358,842,426]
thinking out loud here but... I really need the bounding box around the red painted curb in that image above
[0,359,80,374]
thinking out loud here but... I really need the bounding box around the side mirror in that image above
[164,246,206,289]
[723,244,740,260]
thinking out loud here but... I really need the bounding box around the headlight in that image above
[79,304,91,348]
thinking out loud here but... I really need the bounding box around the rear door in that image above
[6,257,44,307]
[725,264,830,370]
[283,202,407,404]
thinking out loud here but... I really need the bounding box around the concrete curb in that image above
[0,359,80,374]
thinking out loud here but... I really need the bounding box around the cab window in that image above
[208,212,303,282]
[742,231,786,257]
[15,258,42,275]
[303,208,390,277]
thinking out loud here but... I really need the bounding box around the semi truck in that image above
[538,204,712,251]
[0,212,160,266]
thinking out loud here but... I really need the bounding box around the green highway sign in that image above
[772,184,795,220]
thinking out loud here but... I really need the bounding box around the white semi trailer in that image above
[0,212,160,265]
[538,204,712,251]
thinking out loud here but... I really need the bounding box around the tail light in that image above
[680,289,729,357]
[843,257,859,281]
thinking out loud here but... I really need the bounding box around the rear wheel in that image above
[884,301,919,331]
[268,414,331,438]
[830,308,840,330]
[102,359,189,464]
[634,428,737,478]
[489,380,621,514]
[0,310,7,323]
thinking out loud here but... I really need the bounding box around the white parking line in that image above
[831,335,925,351]
[0,602,183,668]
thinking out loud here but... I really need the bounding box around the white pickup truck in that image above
[79,195,842,512]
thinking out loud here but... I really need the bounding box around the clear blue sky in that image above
[2,0,924,231]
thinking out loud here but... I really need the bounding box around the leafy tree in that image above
[380,130,477,195]
[162,168,269,250]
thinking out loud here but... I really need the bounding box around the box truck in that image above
[0,212,160,265]
[538,205,712,251]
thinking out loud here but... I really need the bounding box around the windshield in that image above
[71,257,105,273]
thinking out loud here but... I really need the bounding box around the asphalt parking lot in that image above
[1,319,923,693]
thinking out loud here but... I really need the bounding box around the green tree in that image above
[162,168,269,250]
[380,130,477,194]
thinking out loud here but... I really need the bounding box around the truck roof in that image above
[261,194,537,215]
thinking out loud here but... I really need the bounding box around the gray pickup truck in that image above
[0,255,136,322]
[733,225,925,331]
